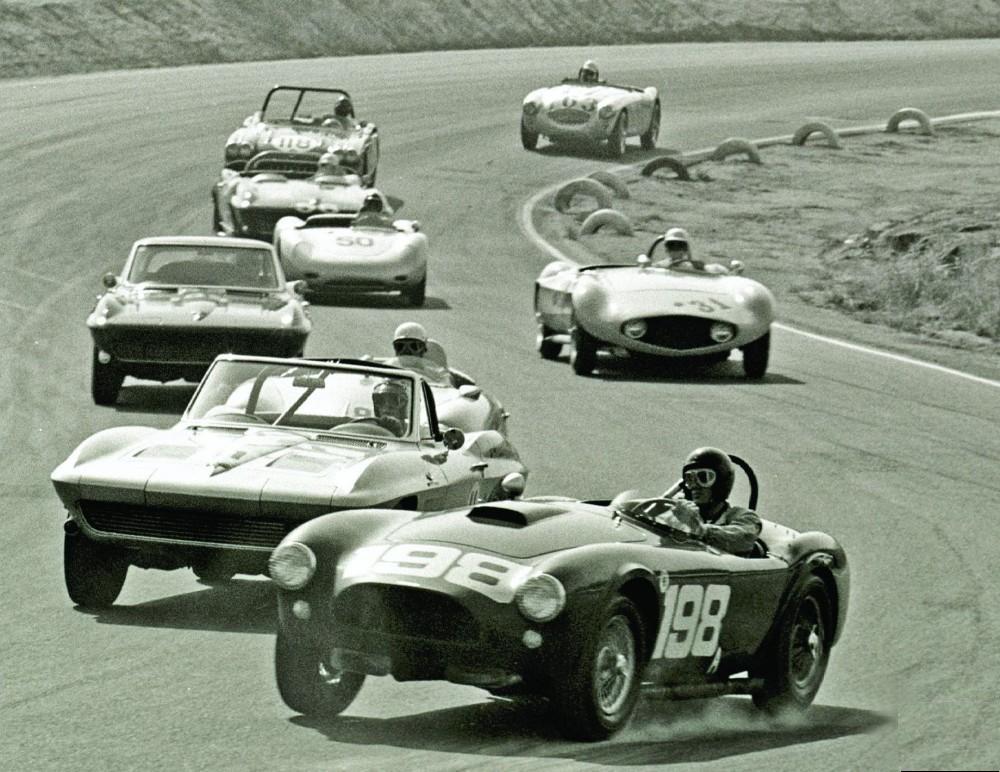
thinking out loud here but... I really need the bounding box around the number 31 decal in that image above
[652,583,731,659]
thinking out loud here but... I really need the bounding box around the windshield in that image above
[263,89,351,126]
[128,245,280,289]
[186,360,415,439]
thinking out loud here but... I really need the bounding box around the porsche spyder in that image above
[274,212,428,306]
[87,236,311,405]
[212,151,389,242]
[534,234,776,377]
[51,355,526,608]
[521,78,660,157]
[224,85,379,185]
[269,454,848,740]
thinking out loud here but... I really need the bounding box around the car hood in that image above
[89,287,298,327]
[290,227,403,259]
[238,124,368,155]
[383,500,647,559]
[235,177,370,211]
[525,84,635,110]
[56,425,390,510]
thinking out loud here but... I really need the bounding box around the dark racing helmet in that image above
[334,94,354,118]
[682,447,734,503]
[360,192,384,213]
[579,60,599,83]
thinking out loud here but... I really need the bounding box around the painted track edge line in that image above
[517,110,1000,390]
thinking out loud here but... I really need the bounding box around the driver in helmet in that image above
[353,191,395,228]
[314,150,362,185]
[371,379,409,436]
[657,227,730,274]
[578,60,600,84]
[667,447,762,554]
[321,95,357,130]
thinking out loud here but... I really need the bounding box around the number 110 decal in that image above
[652,583,731,659]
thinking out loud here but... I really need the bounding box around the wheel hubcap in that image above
[594,615,635,714]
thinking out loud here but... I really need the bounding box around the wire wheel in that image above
[593,614,637,717]
[789,595,826,692]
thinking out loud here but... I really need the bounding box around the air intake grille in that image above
[334,584,479,643]
[641,315,733,350]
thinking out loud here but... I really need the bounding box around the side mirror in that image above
[500,472,526,499]
[102,273,118,289]
[636,254,651,267]
[442,427,465,451]
[457,384,481,400]
[728,260,744,275]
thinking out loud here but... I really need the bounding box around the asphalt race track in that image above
[2,40,999,771]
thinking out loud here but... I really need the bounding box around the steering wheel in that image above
[339,417,397,437]
[204,408,269,424]
[615,495,697,541]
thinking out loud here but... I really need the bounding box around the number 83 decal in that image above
[652,583,731,659]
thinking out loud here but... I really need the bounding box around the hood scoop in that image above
[466,503,567,529]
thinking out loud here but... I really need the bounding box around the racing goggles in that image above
[395,339,427,356]
[683,468,717,488]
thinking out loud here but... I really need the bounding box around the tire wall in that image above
[4,0,1000,79]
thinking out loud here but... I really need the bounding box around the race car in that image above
[534,234,776,377]
[269,454,848,740]
[521,67,660,157]
[212,151,389,242]
[274,211,428,306]
[51,355,527,608]
[87,236,311,405]
[223,85,379,185]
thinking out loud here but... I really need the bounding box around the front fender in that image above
[57,426,158,471]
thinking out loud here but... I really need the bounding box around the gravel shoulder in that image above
[535,116,1000,382]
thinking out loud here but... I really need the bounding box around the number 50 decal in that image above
[652,583,731,659]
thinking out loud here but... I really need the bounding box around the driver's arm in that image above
[702,507,762,554]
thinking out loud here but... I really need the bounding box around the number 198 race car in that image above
[269,454,848,740]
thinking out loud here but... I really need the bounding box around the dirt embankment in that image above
[4,0,1000,80]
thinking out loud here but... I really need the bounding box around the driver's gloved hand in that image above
[669,499,706,536]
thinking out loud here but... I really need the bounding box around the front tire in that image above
[570,324,598,376]
[742,331,770,379]
[752,575,831,715]
[64,530,129,608]
[401,275,426,307]
[551,596,645,740]
[91,346,123,406]
[521,117,539,150]
[641,103,661,150]
[275,629,366,716]
[606,114,627,159]
[536,322,561,360]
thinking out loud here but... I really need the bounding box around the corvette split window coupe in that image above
[52,355,526,608]
[268,454,848,740]
[521,75,660,157]
[212,152,389,242]
[223,86,379,185]
[88,236,311,405]
[534,234,776,377]
[274,212,428,306]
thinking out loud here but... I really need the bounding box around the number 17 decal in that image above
[652,583,731,659]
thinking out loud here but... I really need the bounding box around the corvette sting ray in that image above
[52,355,526,608]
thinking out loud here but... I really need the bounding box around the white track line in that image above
[517,111,1000,389]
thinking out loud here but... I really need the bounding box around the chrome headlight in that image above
[225,142,255,160]
[269,542,316,590]
[621,319,647,340]
[598,105,615,121]
[709,321,736,343]
[522,101,540,116]
[515,573,566,623]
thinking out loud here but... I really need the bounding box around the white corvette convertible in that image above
[273,211,428,306]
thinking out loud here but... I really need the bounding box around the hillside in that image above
[3,0,1000,79]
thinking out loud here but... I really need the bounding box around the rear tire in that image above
[570,324,598,376]
[521,118,539,150]
[551,596,644,740]
[91,346,123,406]
[536,322,561,360]
[64,530,128,608]
[742,332,770,379]
[752,575,830,715]
[641,103,661,150]
[607,114,627,159]
[275,629,365,716]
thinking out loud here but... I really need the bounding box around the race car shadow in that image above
[85,578,276,635]
[532,143,684,164]
[293,695,891,764]
[560,353,804,385]
[304,292,451,311]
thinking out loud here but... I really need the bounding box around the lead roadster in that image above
[87,236,311,405]
[224,85,379,185]
[52,355,526,608]
[212,151,389,242]
[269,454,848,740]
[521,76,660,157]
[534,234,776,377]
[274,212,428,306]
